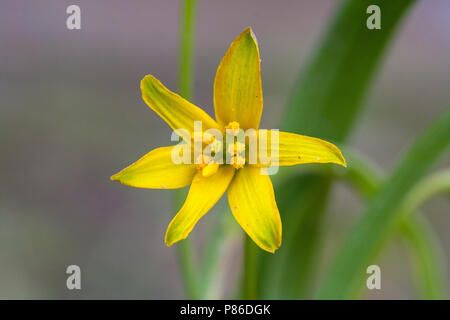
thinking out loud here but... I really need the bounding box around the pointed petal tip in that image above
[164,234,173,247]
[142,74,155,80]
[338,151,347,168]
[273,239,282,254]
[265,248,276,254]
[140,74,156,88]
[140,75,166,95]
[214,27,262,129]
[165,233,186,247]
[110,169,129,183]
[164,239,173,247]
[245,232,281,253]
[261,242,280,254]
[241,26,258,43]
[110,172,121,182]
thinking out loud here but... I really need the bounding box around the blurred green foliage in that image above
[174,0,450,300]
[318,110,450,298]
[254,0,416,299]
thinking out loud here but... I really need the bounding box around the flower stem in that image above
[317,109,450,299]
[200,210,232,299]
[179,0,197,100]
[175,0,198,299]
[267,0,416,299]
[331,148,449,299]
[243,236,258,299]
[400,214,448,299]
[176,238,199,299]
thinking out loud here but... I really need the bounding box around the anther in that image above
[227,141,245,155]
[232,155,245,169]
[225,121,240,136]
[202,162,219,177]
[196,155,211,170]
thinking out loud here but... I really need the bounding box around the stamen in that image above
[196,155,211,170]
[235,141,246,154]
[225,121,240,136]
[227,141,245,155]
[202,162,219,177]
[203,132,215,143]
[232,155,245,169]
[210,140,222,153]
[227,143,236,156]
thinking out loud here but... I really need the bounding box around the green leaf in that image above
[258,0,415,299]
[258,173,332,299]
[317,108,450,299]
[401,214,448,300]
[335,148,449,299]
[282,0,415,141]
[175,0,199,299]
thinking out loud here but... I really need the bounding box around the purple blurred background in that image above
[0,0,449,298]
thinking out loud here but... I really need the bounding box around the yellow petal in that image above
[111,146,196,189]
[214,27,263,130]
[256,130,346,167]
[141,75,220,140]
[227,166,282,253]
[165,165,235,246]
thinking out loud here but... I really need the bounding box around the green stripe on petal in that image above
[255,130,346,167]
[141,75,220,140]
[214,28,263,130]
[228,166,282,253]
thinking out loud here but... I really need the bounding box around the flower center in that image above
[225,121,240,135]
[227,141,245,169]
[196,121,247,176]
[225,121,246,169]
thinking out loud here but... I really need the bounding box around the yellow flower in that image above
[111,28,346,253]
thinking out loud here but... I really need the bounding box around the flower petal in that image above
[256,130,346,167]
[214,27,263,130]
[227,166,282,253]
[111,146,196,189]
[165,165,235,246]
[141,75,220,140]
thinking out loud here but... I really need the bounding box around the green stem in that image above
[261,0,416,299]
[258,173,331,299]
[318,109,450,299]
[243,236,258,299]
[400,214,448,299]
[179,0,197,100]
[325,133,450,299]
[397,170,450,217]
[200,211,232,299]
[175,0,198,299]
[176,240,199,299]
[396,170,450,299]
[335,149,449,299]
[173,188,199,299]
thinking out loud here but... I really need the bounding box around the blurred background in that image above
[0,0,449,299]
